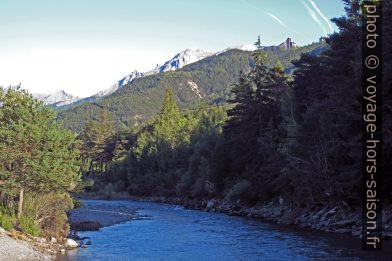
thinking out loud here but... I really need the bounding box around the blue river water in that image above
[59,200,391,261]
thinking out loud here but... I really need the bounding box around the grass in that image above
[0,205,42,236]
[0,205,16,231]
[19,215,42,237]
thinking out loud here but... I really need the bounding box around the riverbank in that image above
[62,199,392,261]
[69,200,139,231]
[0,227,68,261]
[79,193,392,240]
[148,197,392,240]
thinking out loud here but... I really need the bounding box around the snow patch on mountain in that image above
[216,44,257,55]
[32,90,79,107]
[149,49,214,74]
[93,70,145,98]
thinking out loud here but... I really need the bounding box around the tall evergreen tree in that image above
[287,0,363,205]
[217,51,287,200]
[0,88,81,217]
[80,106,115,173]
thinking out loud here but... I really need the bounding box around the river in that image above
[59,200,391,261]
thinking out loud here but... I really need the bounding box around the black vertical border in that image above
[361,0,382,251]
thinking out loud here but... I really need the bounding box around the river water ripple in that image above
[58,200,391,261]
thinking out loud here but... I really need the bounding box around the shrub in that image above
[18,215,41,237]
[0,205,16,231]
[23,193,73,238]
[72,198,84,209]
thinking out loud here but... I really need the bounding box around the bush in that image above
[0,206,16,231]
[23,193,73,238]
[1,193,74,237]
[18,215,41,236]
[72,198,84,209]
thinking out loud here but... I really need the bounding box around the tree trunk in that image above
[17,188,24,219]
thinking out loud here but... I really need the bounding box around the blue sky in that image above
[0,0,345,97]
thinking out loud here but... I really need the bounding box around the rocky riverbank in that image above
[77,193,392,240]
[0,226,80,261]
[123,196,392,240]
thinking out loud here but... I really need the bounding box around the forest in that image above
[78,0,391,209]
[0,0,390,239]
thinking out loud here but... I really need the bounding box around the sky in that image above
[0,0,345,98]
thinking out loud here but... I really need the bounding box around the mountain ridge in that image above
[39,45,260,108]
[32,90,79,107]
[57,42,327,133]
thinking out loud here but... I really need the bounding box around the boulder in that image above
[65,238,79,248]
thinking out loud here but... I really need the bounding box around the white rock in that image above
[32,90,79,107]
[36,237,46,243]
[153,49,214,73]
[65,238,79,248]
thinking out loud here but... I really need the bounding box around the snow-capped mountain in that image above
[148,49,214,74]
[216,44,257,55]
[93,70,145,98]
[33,90,79,107]
[92,49,214,100]
[43,45,253,107]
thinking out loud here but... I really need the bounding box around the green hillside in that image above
[58,42,326,133]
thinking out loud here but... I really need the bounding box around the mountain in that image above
[149,49,215,74]
[56,46,270,110]
[94,70,145,98]
[33,90,79,107]
[58,42,327,133]
[87,49,214,102]
[217,44,257,55]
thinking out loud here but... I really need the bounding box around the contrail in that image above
[300,0,327,36]
[307,0,334,33]
[266,12,312,42]
[267,12,288,29]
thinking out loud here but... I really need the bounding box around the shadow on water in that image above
[57,200,392,261]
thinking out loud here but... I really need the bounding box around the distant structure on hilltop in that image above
[278,37,297,50]
[261,37,298,51]
[319,36,328,43]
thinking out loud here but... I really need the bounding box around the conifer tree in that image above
[218,51,287,200]
[0,88,81,217]
[254,35,262,49]
[80,106,115,173]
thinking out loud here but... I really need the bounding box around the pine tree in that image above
[287,0,363,205]
[219,51,287,200]
[80,106,115,174]
[254,35,262,49]
[153,88,189,148]
[0,88,81,217]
